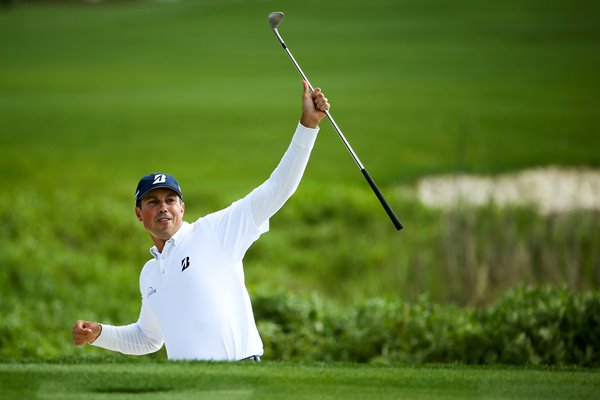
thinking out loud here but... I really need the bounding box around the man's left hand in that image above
[300,80,330,128]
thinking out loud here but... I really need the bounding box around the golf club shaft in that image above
[272,28,404,230]
[274,30,364,168]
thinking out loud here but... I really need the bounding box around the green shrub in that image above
[253,286,600,366]
[478,286,600,366]
[0,190,598,363]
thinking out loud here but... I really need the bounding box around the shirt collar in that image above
[149,221,192,258]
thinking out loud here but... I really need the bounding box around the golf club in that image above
[268,11,404,230]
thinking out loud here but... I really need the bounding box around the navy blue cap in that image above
[135,173,183,206]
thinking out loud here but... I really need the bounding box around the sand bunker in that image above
[417,167,600,214]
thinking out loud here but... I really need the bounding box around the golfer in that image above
[72,81,329,361]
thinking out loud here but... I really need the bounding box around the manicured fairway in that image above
[0,360,598,400]
[1,0,599,195]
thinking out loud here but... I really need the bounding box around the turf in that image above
[1,0,599,199]
[0,360,598,400]
[1,0,599,366]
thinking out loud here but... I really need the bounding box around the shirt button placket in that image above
[161,239,174,282]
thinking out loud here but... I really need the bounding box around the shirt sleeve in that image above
[207,122,319,262]
[90,296,164,355]
[248,122,319,226]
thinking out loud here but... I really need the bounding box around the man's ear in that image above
[135,206,143,222]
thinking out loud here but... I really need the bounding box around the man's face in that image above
[135,188,185,244]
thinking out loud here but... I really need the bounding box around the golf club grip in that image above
[361,168,404,230]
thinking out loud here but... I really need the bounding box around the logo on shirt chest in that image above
[147,287,157,298]
[181,256,191,272]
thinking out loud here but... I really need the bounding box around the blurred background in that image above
[0,0,599,360]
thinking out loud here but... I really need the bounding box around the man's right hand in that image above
[72,320,101,346]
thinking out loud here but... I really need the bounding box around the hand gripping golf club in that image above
[268,11,404,230]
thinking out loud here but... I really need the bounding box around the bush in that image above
[254,286,600,366]
[0,190,598,363]
[478,286,600,366]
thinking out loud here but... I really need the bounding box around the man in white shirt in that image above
[72,81,330,361]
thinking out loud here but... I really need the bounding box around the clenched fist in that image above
[72,320,101,346]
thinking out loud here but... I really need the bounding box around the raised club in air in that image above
[267,11,404,230]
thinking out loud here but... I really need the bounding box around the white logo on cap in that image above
[153,174,167,185]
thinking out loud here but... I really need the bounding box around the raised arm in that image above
[248,81,329,225]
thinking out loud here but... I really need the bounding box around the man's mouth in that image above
[157,216,171,223]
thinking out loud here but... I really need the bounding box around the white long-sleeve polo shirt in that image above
[92,122,319,360]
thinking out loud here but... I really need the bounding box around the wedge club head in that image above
[268,11,284,29]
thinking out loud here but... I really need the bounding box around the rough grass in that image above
[1,360,599,400]
[1,0,599,365]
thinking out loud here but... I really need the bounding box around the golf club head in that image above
[268,11,284,29]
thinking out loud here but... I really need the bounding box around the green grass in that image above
[1,0,599,196]
[1,0,598,302]
[1,360,598,400]
[1,0,599,363]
